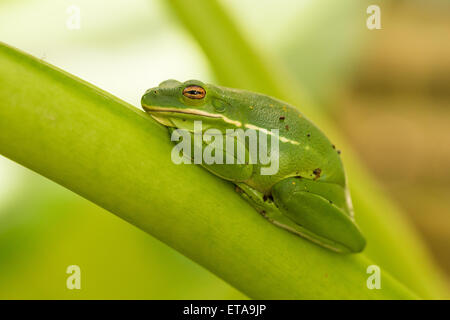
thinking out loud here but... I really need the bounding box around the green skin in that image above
[142,79,366,253]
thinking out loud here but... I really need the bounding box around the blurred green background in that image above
[0,0,449,298]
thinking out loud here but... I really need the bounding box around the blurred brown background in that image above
[334,1,450,276]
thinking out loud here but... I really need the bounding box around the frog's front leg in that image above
[202,131,255,182]
[170,127,254,182]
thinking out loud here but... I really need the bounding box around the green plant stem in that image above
[164,0,448,299]
[0,42,419,299]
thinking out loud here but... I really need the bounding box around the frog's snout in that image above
[144,87,156,95]
[142,80,183,108]
[142,86,167,107]
[141,89,157,109]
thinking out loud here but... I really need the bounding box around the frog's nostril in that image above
[145,88,155,95]
[144,87,160,98]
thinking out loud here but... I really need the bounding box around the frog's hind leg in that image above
[235,182,342,251]
[271,178,366,253]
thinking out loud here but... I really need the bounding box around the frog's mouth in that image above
[142,106,221,128]
[143,106,221,118]
[142,106,242,128]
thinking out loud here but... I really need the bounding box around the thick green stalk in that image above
[0,43,418,299]
[164,0,448,298]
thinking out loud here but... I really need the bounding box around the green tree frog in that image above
[142,79,366,253]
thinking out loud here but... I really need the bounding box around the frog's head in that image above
[142,79,241,132]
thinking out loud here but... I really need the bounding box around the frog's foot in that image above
[235,183,347,252]
[234,183,278,218]
[236,180,365,253]
[234,183,330,249]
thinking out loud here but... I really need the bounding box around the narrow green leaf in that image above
[0,42,419,299]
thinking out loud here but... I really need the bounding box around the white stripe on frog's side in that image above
[244,124,300,145]
[183,109,243,127]
[144,106,299,145]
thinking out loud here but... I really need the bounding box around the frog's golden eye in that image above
[182,85,206,99]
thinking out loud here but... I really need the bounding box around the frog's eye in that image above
[182,85,206,99]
